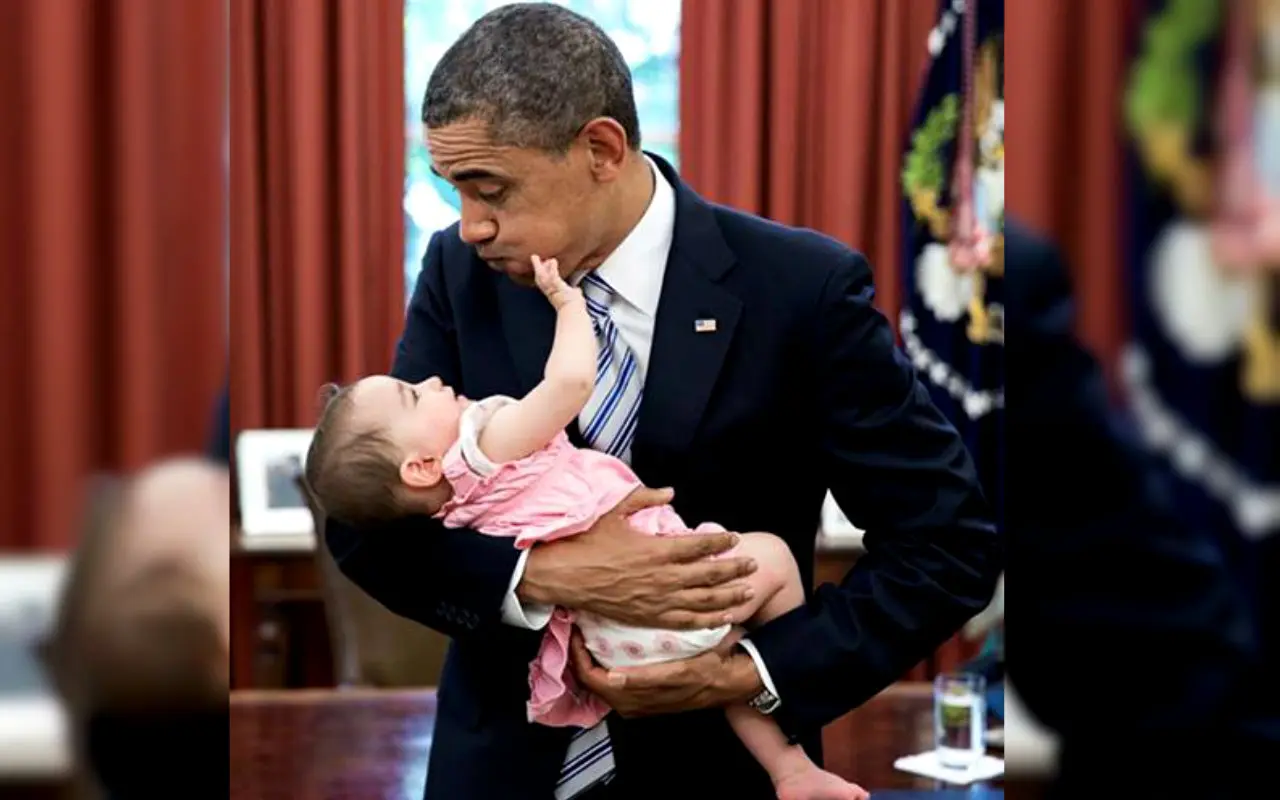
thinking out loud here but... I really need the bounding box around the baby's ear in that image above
[399,454,443,489]
[316,382,341,412]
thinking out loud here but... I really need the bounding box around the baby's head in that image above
[304,375,470,526]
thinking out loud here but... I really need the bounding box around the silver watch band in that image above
[735,641,781,715]
[748,686,780,715]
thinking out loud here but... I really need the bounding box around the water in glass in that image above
[933,672,985,768]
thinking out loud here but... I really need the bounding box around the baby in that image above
[304,255,867,800]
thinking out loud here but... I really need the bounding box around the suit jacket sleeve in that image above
[206,379,230,466]
[1002,223,1257,760]
[744,252,1001,735]
[323,230,527,642]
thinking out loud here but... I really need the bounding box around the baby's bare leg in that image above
[718,533,868,799]
[726,532,806,625]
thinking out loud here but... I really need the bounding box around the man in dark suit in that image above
[324,5,1000,798]
[1003,218,1271,794]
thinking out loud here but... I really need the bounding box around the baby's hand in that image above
[533,254,583,310]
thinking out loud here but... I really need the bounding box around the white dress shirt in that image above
[497,156,780,703]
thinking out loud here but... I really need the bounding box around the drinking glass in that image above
[933,671,986,768]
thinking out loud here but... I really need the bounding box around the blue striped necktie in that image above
[578,273,643,462]
[555,271,642,798]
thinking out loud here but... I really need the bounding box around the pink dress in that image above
[433,396,731,728]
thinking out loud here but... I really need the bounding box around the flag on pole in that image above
[900,0,1005,531]
[1120,0,1279,568]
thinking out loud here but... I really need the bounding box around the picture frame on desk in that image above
[235,429,316,540]
[0,556,71,780]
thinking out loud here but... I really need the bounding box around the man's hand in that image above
[518,487,758,629]
[568,630,762,717]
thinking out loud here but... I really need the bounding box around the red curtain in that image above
[0,0,227,551]
[1005,0,1141,375]
[679,0,940,324]
[229,0,406,435]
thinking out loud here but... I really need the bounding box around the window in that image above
[402,0,680,299]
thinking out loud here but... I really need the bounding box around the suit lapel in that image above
[633,155,741,462]
[497,279,590,449]
[635,252,741,459]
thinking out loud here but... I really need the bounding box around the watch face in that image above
[752,691,779,714]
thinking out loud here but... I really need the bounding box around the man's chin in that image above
[482,257,536,284]
[498,263,537,286]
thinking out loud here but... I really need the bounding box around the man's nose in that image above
[419,376,442,391]
[457,197,496,245]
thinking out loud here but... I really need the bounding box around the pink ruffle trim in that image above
[526,607,611,727]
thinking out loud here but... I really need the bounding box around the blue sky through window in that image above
[402,0,680,300]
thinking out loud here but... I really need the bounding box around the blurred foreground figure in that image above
[1120,0,1280,762]
[1004,218,1273,795]
[43,458,229,799]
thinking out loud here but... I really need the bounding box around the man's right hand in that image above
[517,487,758,630]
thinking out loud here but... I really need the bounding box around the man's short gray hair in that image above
[422,2,642,153]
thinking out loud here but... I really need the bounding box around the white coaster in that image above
[893,750,1005,785]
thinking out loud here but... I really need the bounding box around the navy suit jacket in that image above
[326,154,1000,799]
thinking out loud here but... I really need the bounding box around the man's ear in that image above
[579,117,629,182]
[400,455,443,489]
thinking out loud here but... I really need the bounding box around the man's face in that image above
[425,119,610,285]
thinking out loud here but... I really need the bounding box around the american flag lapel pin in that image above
[694,318,717,333]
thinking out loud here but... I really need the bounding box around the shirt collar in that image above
[574,155,675,318]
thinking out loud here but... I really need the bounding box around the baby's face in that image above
[349,375,470,463]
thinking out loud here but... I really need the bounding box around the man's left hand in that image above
[568,630,763,717]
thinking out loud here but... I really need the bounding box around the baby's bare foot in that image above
[774,767,869,800]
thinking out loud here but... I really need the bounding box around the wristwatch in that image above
[748,685,780,715]
[735,640,781,715]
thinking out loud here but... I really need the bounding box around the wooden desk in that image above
[230,682,1025,798]
[231,535,334,690]
[232,532,978,689]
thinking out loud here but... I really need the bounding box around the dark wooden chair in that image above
[296,477,450,688]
